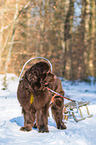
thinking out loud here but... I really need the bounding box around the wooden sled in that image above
[64,101,93,122]
[45,85,93,122]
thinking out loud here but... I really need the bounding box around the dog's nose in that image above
[54,75,57,80]
[45,83,48,85]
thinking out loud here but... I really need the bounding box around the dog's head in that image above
[24,61,52,90]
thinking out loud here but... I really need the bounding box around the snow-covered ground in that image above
[0,74,96,145]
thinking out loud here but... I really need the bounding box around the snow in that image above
[0,74,96,145]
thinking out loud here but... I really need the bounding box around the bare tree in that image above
[1,0,32,88]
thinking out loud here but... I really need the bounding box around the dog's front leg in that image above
[20,108,36,132]
[37,106,49,133]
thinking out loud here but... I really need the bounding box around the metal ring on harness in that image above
[19,57,53,80]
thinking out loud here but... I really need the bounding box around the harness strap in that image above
[51,94,57,104]
[24,75,36,92]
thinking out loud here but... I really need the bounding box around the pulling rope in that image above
[47,87,79,113]
[47,87,76,103]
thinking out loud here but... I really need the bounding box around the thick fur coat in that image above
[17,61,66,132]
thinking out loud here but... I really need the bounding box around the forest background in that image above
[0,0,96,82]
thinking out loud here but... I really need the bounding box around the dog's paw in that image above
[57,124,67,130]
[20,126,32,132]
[38,126,49,133]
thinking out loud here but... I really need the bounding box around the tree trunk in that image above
[84,0,90,76]
[89,0,95,77]
[0,2,4,68]
[63,0,75,79]
[80,0,90,79]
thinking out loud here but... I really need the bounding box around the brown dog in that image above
[17,61,66,132]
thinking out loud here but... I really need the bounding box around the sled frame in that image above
[64,101,93,122]
[19,57,53,80]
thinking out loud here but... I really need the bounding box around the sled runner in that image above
[64,101,93,122]
[19,57,93,122]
